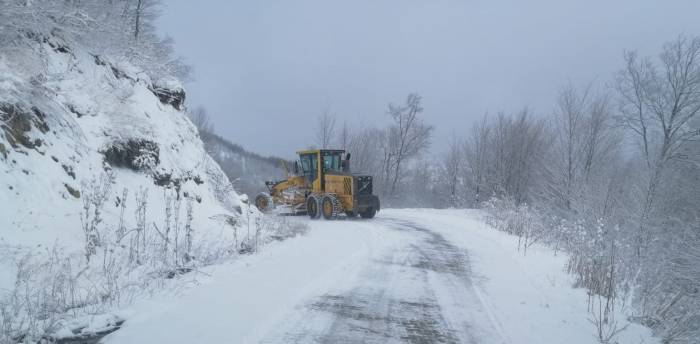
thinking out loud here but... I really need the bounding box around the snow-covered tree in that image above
[0,0,189,82]
[314,108,336,149]
[384,93,433,197]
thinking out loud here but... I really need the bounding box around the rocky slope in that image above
[0,33,243,245]
[0,33,249,341]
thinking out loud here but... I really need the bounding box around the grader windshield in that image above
[299,150,345,183]
[299,153,318,182]
[321,151,342,172]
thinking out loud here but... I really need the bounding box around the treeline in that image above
[472,38,700,344]
[1,0,189,82]
[312,36,700,343]
[314,94,436,206]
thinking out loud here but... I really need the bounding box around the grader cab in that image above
[254,149,380,219]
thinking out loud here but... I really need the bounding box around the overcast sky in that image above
[158,0,700,158]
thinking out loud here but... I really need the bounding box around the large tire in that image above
[306,195,321,219]
[360,207,376,219]
[321,195,339,220]
[254,193,273,212]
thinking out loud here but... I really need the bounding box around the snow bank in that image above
[0,34,249,341]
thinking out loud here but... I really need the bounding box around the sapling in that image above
[116,188,129,241]
[80,172,113,263]
[132,187,148,265]
[163,189,174,265]
[173,192,182,265]
[184,198,194,264]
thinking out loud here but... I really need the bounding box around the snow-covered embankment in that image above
[0,33,257,342]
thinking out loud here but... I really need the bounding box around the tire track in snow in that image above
[261,217,501,344]
[385,217,511,344]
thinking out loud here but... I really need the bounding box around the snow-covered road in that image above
[257,217,502,344]
[104,209,656,344]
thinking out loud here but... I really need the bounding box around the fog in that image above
[158,0,700,158]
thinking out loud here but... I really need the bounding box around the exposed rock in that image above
[62,164,76,179]
[93,54,107,66]
[110,65,134,81]
[153,170,173,187]
[163,267,193,279]
[64,183,80,198]
[31,107,50,133]
[149,85,185,110]
[153,169,205,193]
[67,104,87,118]
[0,103,49,150]
[26,31,72,55]
[1,103,32,148]
[102,139,159,171]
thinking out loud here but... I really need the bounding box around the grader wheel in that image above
[254,193,273,212]
[321,194,340,220]
[360,207,377,219]
[306,195,321,219]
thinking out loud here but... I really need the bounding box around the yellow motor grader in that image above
[254,149,380,219]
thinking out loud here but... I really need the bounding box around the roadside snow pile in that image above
[0,33,265,342]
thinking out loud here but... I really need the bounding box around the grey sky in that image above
[158,0,700,158]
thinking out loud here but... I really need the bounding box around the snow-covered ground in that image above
[104,209,657,344]
[0,34,249,341]
[0,37,243,253]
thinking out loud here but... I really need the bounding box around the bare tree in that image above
[347,126,381,171]
[385,93,433,196]
[134,0,144,40]
[188,107,213,134]
[130,0,159,42]
[464,114,491,205]
[552,82,590,210]
[338,121,351,151]
[443,133,462,207]
[315,108,337,149]
[188,107,216,154]
[581,94,619,180]
[617,35,700,255]
[486,109,550,204]
[1,0,189,81]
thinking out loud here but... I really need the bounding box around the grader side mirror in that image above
[346,153,351,161]
[294,161,300,174]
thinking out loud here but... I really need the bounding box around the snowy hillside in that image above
[0,34,244,246]
[0,31,250,341]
